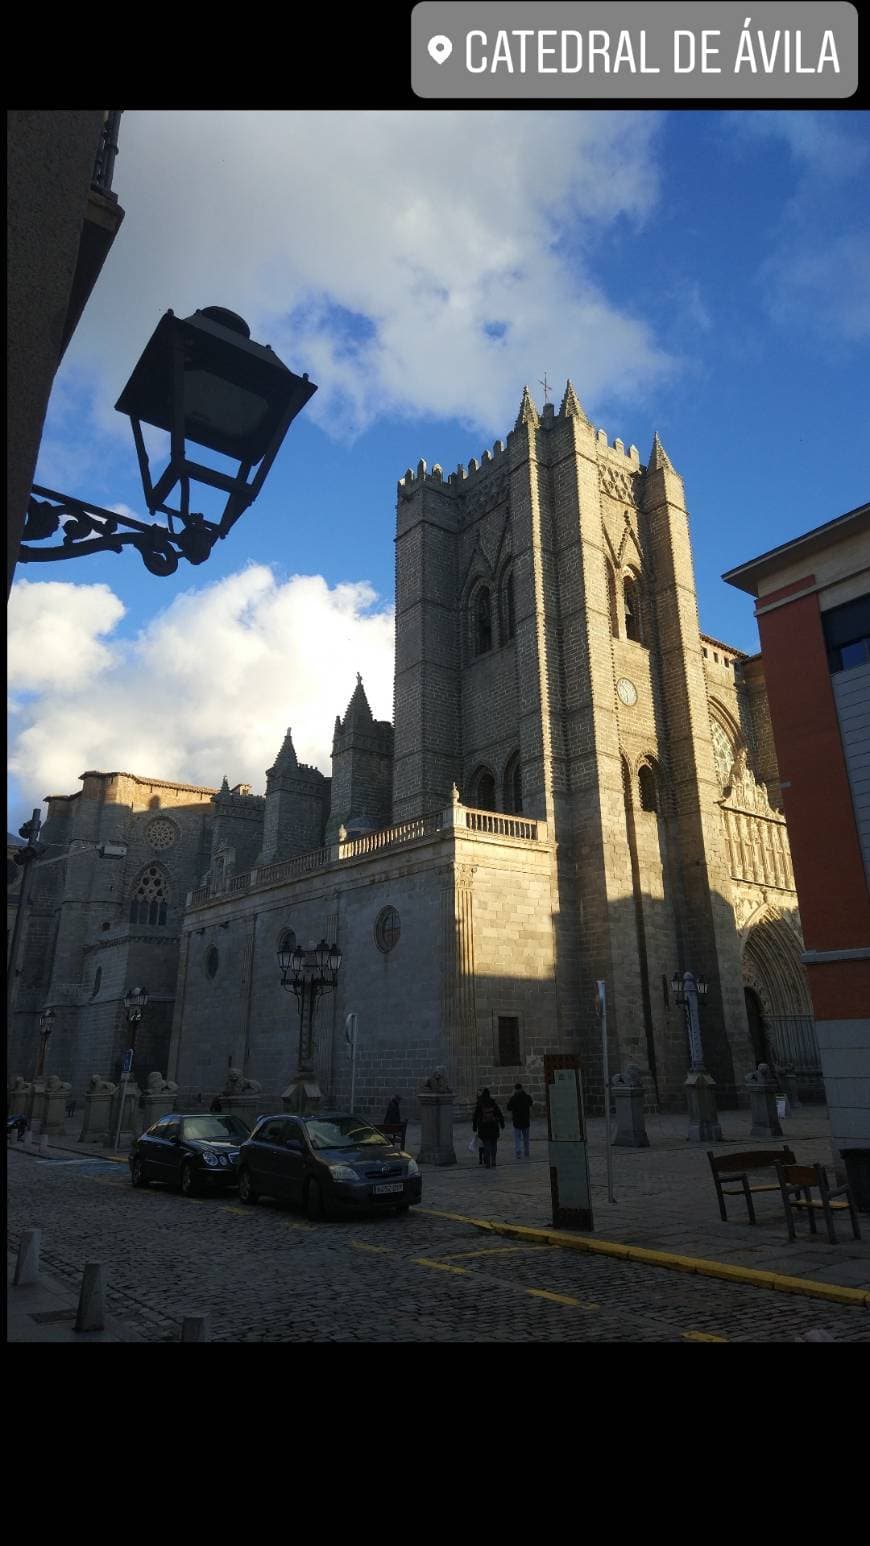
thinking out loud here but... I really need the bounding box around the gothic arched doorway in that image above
[744,986,770,1067]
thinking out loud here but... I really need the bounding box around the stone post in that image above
[221,1071,265,1134]
[35,1078,71,1135]
[138,1072,179,1130]
[416,1068,456,1166]
[745,1064,783,1139]
[778,1062,801,1112]
[8,1079,36,1123]
[75,1263,105,1332]
[685,1070,723,1143]
[611,1067,649,1147]
[79,1084,116,1143]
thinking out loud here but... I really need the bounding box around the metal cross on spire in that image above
[538,372,551,404]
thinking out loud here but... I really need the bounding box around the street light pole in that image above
[113,986,149,1152]
[34,1007,56,1080]
[671,969,722,1143]
[278,939,342,1114]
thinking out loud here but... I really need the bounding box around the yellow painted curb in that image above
[417,1208,870,1309]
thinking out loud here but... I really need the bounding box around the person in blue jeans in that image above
[507,1082,533,1158]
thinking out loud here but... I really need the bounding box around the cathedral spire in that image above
[647,431,674,471]
[514,385,540,430]
[341,674,375,731]
[559,379,589,422]
[270,726,298,775]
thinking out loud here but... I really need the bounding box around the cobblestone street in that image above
[8,1108,870,1342]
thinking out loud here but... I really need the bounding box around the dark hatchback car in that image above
[238,1111,422,1220]
[129,1111,251,1196]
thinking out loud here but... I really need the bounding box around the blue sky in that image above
[8,109,869,829]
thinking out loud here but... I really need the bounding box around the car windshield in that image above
[304,1115,390,1150]
[181,1115,249,1142]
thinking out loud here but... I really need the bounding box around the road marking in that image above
[224,1207,251,1217]
[413,1257,469,1276]
[527,1288,599,1310]
[681,1330,729,1343]
[417,1207,870,1308]
[441,1246,530,1260]
[352,1241,393,1255]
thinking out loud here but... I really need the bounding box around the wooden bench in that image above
[708,1146,796,1224]
[776,1162,862,1245]
[378,1122,408,1151]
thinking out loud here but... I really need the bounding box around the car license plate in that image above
[373,1182,404,1195]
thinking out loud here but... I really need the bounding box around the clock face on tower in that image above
[616,677,637,707]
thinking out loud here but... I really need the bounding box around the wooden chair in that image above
[707,1146,796,1224]
[776,1162,862,1246]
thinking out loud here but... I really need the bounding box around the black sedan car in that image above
[129,1111,251,1195]
[238,1111,422,1219]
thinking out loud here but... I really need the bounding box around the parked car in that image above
[238,1111,422,1220]
[129,1111,251,1195]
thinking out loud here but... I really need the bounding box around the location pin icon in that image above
[427,34,453,64]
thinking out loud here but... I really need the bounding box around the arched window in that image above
[624,575,642,643]
[278,927,296,956]
[638,764,658,812]
[474,587,493,656]
[129,865,169,926]
[606,562,619,638]
[504,753,523,815]
[473,767,496,811]
[500,568,516,642]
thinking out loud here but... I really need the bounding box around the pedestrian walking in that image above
[383,1094,401,1125]
[507,1081,533,1158]
[472,1087,505,1168]
[210,1095,223,1113]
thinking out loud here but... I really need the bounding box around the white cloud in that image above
[58,109,672,443]
[727,111,869,180]
[7,579,126,692]
[764,231,870,345]
[7,567,394,801]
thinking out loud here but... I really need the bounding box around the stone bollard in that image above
[416,1068,456,1166]
[181,1314,211,1342]
[39,1134,49,1156]
[22,1127,33,1150]
[13,1229,41,1285]
[75,1263,106,1332]
[79,1086,116,1143]
[37,1078,71,1135]
[746,1064,783,1139]
[779,1063,801,1112]
[611,1067,649,1148]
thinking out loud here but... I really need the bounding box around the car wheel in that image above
[305,1179,327,1221]
[180,1161,199,1197]
[238,1167,259,1205]
[131,1157,150,1188]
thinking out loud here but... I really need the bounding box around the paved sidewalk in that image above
[419,1108,869,1295]
[7,1251,143,1342]
[12,1104,868,1298]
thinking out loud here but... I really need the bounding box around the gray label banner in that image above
[411,1,858,99]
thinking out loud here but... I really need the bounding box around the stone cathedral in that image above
[9,383,817,1116]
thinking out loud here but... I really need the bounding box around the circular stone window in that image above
[374,906,401,954]
[146,817,178,851]
[205,945,220,979]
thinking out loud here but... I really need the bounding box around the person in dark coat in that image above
[507,1082,534,1158]
[472,1087,505,1168]
[384,1095,401,1125]
[210,1095,223,1113]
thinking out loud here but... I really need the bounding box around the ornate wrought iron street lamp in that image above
[278,938,342,1113]
[671,969,721,1142]
[35,1007,56,1080]
[122,985,150,1058]
[20,307,316,576]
